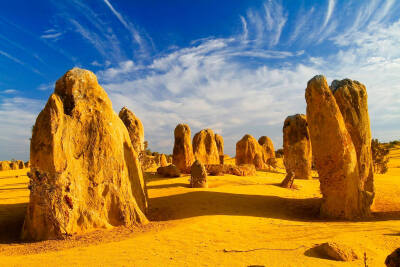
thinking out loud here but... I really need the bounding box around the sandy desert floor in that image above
[0,148,399,266]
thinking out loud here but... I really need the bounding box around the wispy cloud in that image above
[0,89,17,94]
[103,0,148,54]
[0,49,43,76]
[95,0,400,155]
[241,0,288,47]
[323,0,336,28]
[1,0,400,160]
[40,29,63,40]
[37,82,54,91]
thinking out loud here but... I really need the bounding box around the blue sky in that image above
[1,0,400,161]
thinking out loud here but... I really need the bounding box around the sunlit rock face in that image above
[331,79,374,204]
[283,114,312,180]
[22,68,148,241]
[306,75,373,220]
[173,123,194,173]
[119,107,145,155]
[236,134,265,170]
[192,129,220,165]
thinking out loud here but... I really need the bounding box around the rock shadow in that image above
[0,203,27,244]
[148,191,322,222]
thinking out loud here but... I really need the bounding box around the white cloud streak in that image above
[323,0,335,28]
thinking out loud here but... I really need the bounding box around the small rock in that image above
[315,242,358,261]
[190,160,207,188]
[157,164,181,178]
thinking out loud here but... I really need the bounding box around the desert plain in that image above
[0,147,399,266]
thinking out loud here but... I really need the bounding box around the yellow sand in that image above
[0,149,399,267]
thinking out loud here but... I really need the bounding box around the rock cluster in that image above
[236,134,265,169]
[119,107,145,155]
[206,164,256,176]
[190,160,207,188]
[172,124,194,173]
[236,134,276,170]
[22,68,148,241]
[283,114,312,180]
[192,129,220,165]
[305,75,374,219]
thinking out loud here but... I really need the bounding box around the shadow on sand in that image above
[148,191,322,222]
[0,203,27,243]
[1,187,400,244]
[148,190,400,224]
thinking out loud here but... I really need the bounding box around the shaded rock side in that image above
[258,136,275,160]
[119,107,145,155]
[192,129,220,165]
[283,114,312,180]
[17,160,24,169]
[10,162,18,170]
[386,248,400,267]
[172,124,194,173]
[215,134,224,156]
[331,79,374,203]
[306,75,372,219]
[22,68,148,241]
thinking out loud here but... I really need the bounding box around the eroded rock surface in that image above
[331,79,374,202]
[192,129,220,165]
[215,134,224,164]
[119,107,145,155]
[306,75,373,219]
[236,134,265,170]
[157,164,181,178]
[22,68,148,241]
[258,136,275,160]
[172,124,194,173]
[190,160,207,188]
[283,114,312,180]
[314,242,358,261]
